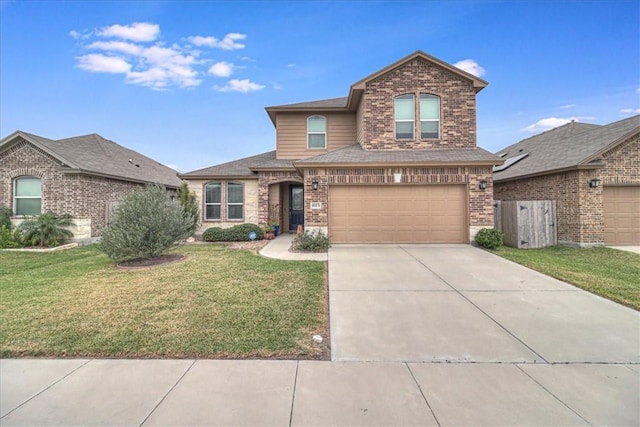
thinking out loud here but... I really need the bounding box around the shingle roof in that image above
[179,151,295,178]
[294,144,502,165]
[1,131,182,188]
[493,115,640,182]
[265,97,348,110]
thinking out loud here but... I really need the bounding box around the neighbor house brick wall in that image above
[494,169,602,245]
[599,134,640,185]
[185,178,259,234]
[300,166,494,240]
[360,58,478,150]
[1,139,143,237]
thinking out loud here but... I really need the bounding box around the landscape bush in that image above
[177,182,200,236]
[18,212,74,247]
[100,184,192,261]
[0,205,12,229]
[292,229,330,252]
[474,228,504,249]
[202,223,264,242]
[0,225,22,249]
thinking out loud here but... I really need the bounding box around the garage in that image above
[603,186,640,245]
[328,185,467,243]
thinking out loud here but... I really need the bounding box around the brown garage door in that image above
[603,186,640,245]
[329,185,467,243]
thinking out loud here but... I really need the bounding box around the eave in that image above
[493,162,604,184]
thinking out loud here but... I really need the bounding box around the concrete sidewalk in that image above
[3,358,638,426]
[259,233,327,261]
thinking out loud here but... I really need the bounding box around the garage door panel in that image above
[604,186,640,245]
[329,185,467,244]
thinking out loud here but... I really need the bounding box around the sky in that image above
[1,0,638,173]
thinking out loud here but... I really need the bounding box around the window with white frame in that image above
[420,94,440,139]
[307,115,326,149]
[14,176,42,216]
[394,94,415,139]
[227,182,244,220]
[204,182,221,220]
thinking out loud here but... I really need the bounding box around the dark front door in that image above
[289,185,304,231]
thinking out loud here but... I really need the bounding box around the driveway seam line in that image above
[0,359,91,420]
[400,246,550,364]
[514,364,594,426]
[139,359,197,427]
[288,360,300,427]
[405,363,441,427]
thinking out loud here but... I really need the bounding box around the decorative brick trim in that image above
[258,171,303,225]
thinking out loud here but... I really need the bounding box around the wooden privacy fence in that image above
[494,200,557,248]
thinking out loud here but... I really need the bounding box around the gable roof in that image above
[178,151,296,179]
[493,115,640,182]
[265,50,488,125]
[294,144,501,167]
[1,131,182,188]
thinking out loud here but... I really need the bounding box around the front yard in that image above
[492,246,640,310]
[0,245,327,358]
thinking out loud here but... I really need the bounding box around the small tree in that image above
[100,184,192,261]
[18,212,74,247]
[177,182,199,236]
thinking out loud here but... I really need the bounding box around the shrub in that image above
[0,225,21,249]
[0,205,12,229]
[100,184,192,261]
[177,182,200,236]
[202,224,264,242]
[18,212,74,247]
[292,229,330,252]
[475,228,504,249]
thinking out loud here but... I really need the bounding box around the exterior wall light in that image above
[589,178,601,188]
[312,179,319,191]
[478,180,488,190]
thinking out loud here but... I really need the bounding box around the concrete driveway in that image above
[329,244,639,363]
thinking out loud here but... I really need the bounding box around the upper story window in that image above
[394,94,415,139]
[204,182,221,220]
[227,182,244,220]
[14,176,42,216]
[420,94,440,139]
[307,115,326,149]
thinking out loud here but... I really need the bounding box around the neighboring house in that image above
[493,115,640,246]
[180,51,503,243]
[0,131,182,240]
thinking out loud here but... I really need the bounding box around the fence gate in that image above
[497,200,557,248]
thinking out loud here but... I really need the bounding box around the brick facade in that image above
[360,58,477,150]
[257,171,304,225]
[494,134,639,246]
[2,139,150,237]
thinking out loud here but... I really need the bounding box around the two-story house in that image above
[180,51,503,243]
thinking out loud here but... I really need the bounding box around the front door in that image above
[289,185,304,231]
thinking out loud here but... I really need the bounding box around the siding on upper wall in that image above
[275,112,357,159]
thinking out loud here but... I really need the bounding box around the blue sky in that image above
[1,0,638,173]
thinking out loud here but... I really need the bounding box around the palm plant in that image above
[18,212,74,247]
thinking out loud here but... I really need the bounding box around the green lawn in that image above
[0,245,327,358]
[491,246,640,310]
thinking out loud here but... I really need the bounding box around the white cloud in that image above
[97,22,159,42]
[520,116,594,133]
[76,54,131,73]
[214,79,265,93]
[208,61,234,77]
[620,108,640,115]
[188,33,246,50]
[73,23,256,91]
[287,63,296,68]
[636,88,640,94]
[560,104,576,109]
[453,59,486,77]
[272,82,283,90]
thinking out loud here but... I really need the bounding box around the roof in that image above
[493,115,640,182]
[178,151,296,179]
[1,131,182,188]
[294,144,502,166]
[265,50,488,125]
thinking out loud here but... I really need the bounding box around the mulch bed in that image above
[117,254,186,269]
